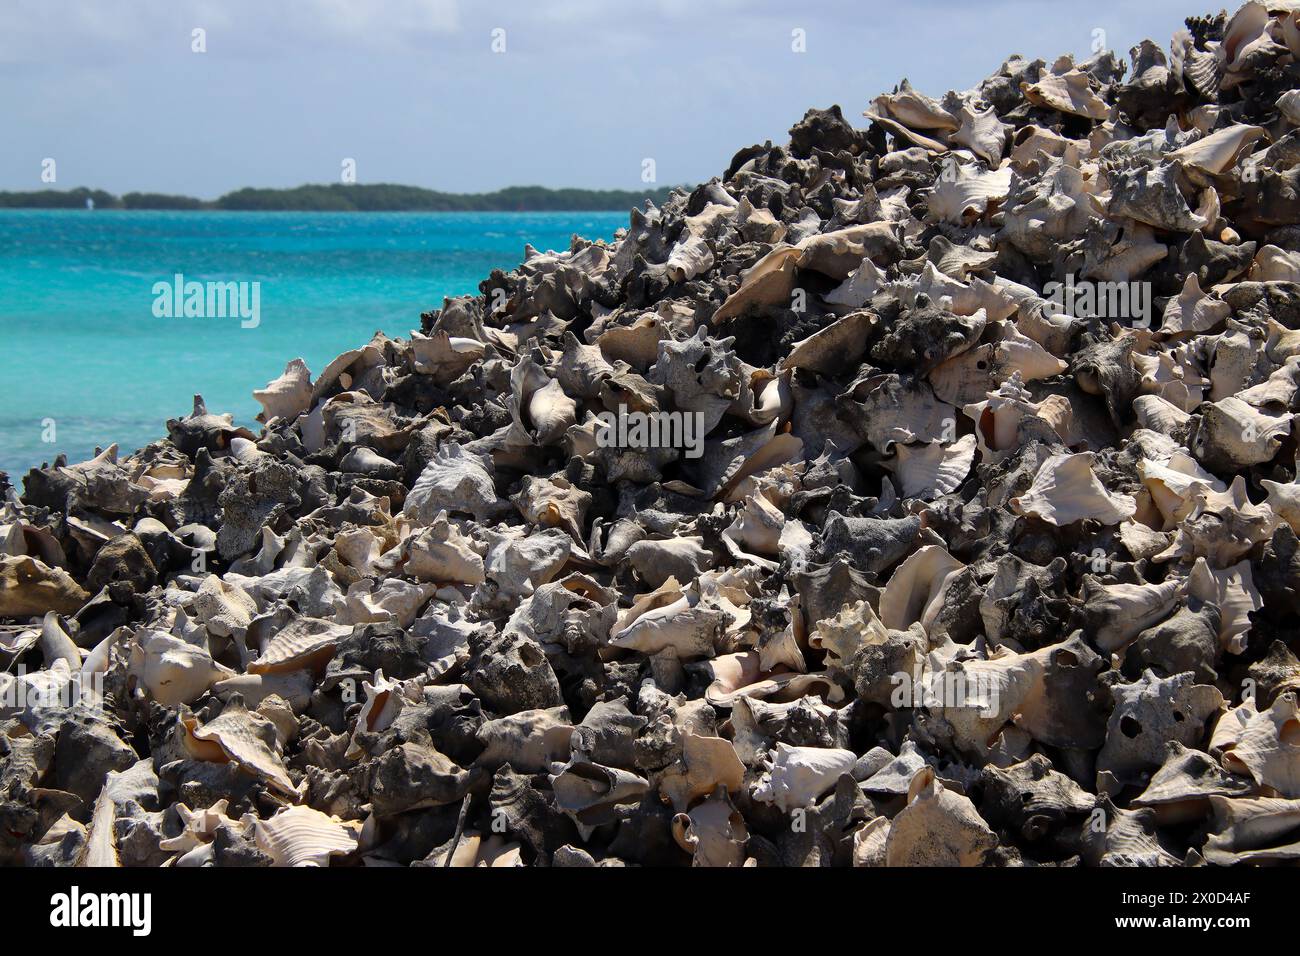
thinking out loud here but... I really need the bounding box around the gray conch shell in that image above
[476,707,574,772]
[550,756,649,827]
[885,767,998,866]
[1131,742,1254,825]
[672,788,748,867]
[1082,576,1184,652]
[1097,670,1224,791]
[405,443,501,522]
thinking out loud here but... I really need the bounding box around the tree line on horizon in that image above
[0,183,686,211]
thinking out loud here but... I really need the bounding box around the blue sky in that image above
[0,0,1197,196]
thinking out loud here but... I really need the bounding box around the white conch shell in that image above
[1021,64,1109,119]
[1187,557,1261,653]
[38,611,81,670]
[1203,795,1300,864]
[1192,396,1290,469]
[886,435,976,499]
[929,322,1066,406]
[253,805,360,867]
[1218,692,1300,798]
[780,311,874,374]
[712,245,802,324]
[824,258,885,309]
[1010,452,1137,525]
[404,443,500,522]
[181,696,297,797]
[333,525,387,575]
[1263,465,1300,534]
[871,79,958,131]
[78,788,120,868]
[345,669,414,760]
[1169,123,1265,175]
[852,816,891,867]
[720,492,792,571]
[879,545,963,632]
[925,645,1047,756]
[1137,451,1225,528]
[950,103,1011,166]
[962,375,1071,458]
[129,630,235,706]
[665,233,715,283]
[249,616,352,675]
[926,161,1013,224]
[808,599,888,670]
[751,743,857,812]
[340,578,437,629]
[160,799,240,864]
[253,358,313,423]
[1156,274,1230,339]
[885,767,997,866]
[1133,394,1192,434]
[1152,476,1279,567]
[410,330,485,380]
[1253,244,1300,283]
[608,590,725,659]
[513,475,591,543]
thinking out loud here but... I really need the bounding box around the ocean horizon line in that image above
[0,181,691,213]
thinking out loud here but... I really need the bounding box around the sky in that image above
[0,0,1200,197]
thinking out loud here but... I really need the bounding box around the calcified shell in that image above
[887,435,976,500]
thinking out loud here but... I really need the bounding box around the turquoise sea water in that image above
[0,210,625,478]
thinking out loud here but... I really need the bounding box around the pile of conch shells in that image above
[9,3,1300,868]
